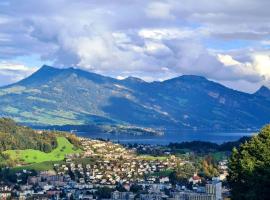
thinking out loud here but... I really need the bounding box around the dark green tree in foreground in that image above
[228,125,270,200]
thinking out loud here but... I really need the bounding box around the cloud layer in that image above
[0,0,270,92]
[0,61,37,86]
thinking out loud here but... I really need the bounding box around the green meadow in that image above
[12,161,65,172]
[138,155,168,161]
[4,137,81,164]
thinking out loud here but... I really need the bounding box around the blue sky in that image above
[0,0,270,92]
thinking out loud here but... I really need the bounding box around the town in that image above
[0,137,229,200]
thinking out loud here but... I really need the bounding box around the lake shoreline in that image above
[75,130,256,145]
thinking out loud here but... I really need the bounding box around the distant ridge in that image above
[0,65,269,131]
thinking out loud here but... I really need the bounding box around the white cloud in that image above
[0,62,37,86]
[218,54,242,66]
[144,41,172,57]
[116,75,126,80]
[261,40,270,46]
[218,52,270,81]
[252,53,270,79]
[138,28,199,40]
[0,0,270,92]
[146,2,175,20]
[217,51,270,90]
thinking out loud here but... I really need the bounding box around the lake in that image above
[76,130,256,145]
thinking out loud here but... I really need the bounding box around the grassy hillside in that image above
[12,161,65,172]
[4,137,81,164]
[0,118,82,167]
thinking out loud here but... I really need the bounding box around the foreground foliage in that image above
[228,125,270,200]
[0,118,57,153]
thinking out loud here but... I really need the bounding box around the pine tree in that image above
[228,125,270,199]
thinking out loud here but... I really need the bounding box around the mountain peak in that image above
[40,64,56,70]
[36,65,61,74]
[258,85,269,91]
[180,75,207,81]
[123,76,145,83]
[255,85,270,98]
[17,65,61,86]
[39,65,77,72]
[16,65,117,87]
[163,74,208,84]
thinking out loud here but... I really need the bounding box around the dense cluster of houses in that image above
[1,176,223,199]
[0,138,227,199]
[0,171,223,200]
[54,138,179,185]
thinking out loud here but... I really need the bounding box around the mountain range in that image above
[0,65,270,131]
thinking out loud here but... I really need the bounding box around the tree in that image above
[169,163,196,185]
[201,155,219,178]
[228,125,270,200]
[95,187,113,199]
[130,184,143,193]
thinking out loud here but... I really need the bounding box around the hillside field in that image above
[4,137,81,164]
